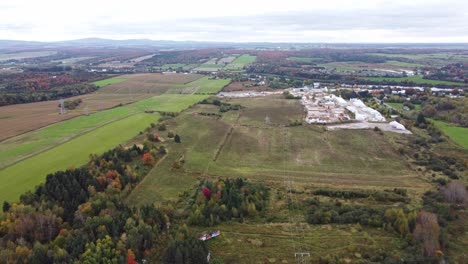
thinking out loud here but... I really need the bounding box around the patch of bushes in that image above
[199,112,222,118]
[283,91,301,99]
[187,178,269,226]
[311,188,409,203]
[62,98,82,110]
[306,203,386,227]
[219,103,241,113]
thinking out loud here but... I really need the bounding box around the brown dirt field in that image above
[98,73,202,94]
[0,73,203,141]
[223,81,271,92]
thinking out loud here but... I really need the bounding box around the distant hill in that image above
[0,38,468,51]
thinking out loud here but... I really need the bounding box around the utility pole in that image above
[59,99,65,115]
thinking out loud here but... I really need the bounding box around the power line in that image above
[281,126,310,264]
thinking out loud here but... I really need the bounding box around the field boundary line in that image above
[0,112,141,170]
[212,111,242,161]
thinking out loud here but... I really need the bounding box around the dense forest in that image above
[0,139,169,262]
[0,71,102,106]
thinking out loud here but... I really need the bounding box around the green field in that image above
[224,54,257,70]
[0,112,159,204]
[92,77,128,87]
[288,56,321,63]
[0,51,57,62]
[199,222,403,263]
[132,94,210,112]
[365,75,463,86]
[195,64,224,69]
[182,64,199,70]
[318,62,362,72]
[0,106,138,169]
[166,76,231,94]
[160,63,185,70]
[127,96,427,206]
[387,102,422,111]
[0,92,213,204]
[383,60,425,68]
[431,120,468,149]
[126,95,429,261]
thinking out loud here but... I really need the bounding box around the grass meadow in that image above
[92,77,128,87]
[126,95,429,262]
[127,96,427,206]
[0,80,214,204]
[0,113,159,204]
[166,76,231,94]
[365,75,463,86]
[224,54,256,70]
[431,119,468,149]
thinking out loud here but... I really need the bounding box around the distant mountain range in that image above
[0,38,467,50]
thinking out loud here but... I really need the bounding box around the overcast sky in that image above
[1,0,467,42]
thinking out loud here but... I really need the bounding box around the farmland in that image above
[166,76,231,94]
[97,73,202,94]
[0,51,57,61]
[160,63,185,70]
[0,91,213,204]
[132,94,211,112]
[387,102,422,111]
[1,44,467,263]
[0,106,138,169]
[365,75,464,86]
[288,56,321,63]
[431,119,468,149]
[224,81,270,92]
[0,73,210,204]
[0,73,201,140]
[125,95,446,262]
[128,96,428,206]
[383,60,425,68]
[318,62,363,72]
[92,77,128,87]
[0,112,159,204]
[224,54,257,70]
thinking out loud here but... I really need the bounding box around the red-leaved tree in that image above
[202,187,211,199]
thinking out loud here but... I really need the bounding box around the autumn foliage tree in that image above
[414,211,441,257]
[142,152,155,166]
[441,180,468,208]
[202,187,211,199]
[127,249,137,264]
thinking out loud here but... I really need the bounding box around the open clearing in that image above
[224,81,270,92]
[387,102,422,111]
[160,63,185,70]
[92,77,128,87]
[128,95,428,206]
[166,76,231,94]
[0,112,159,204]
[288,56,322,63]
[97,73,202,94]
[132,94,210,112]
[0,90,212,204]
[431,119,468,149]
[197,222,403,263]
[224,54,256,71]
[365,75,464,86]
[0,106,138,169]
[0,51,57,61]
[126,95,429,261]
[0,73,200,140]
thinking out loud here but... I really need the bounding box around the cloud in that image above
[0,0,467,42]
